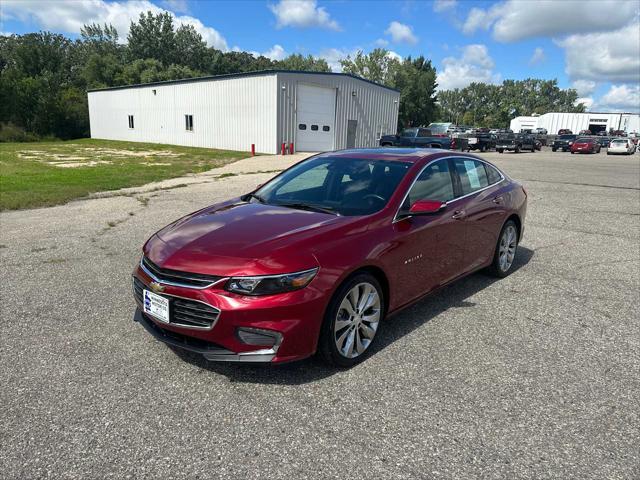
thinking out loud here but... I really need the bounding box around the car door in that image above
[451,158,507,272]
[387,159,466,306]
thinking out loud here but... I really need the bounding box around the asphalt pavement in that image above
[1,148,639,479]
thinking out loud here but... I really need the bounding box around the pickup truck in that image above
[466,133,496,152]
[496,133,536,153]
[551,134,577,152]
[379,127,457,149]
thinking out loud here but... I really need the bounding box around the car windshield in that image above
[611,139,627,144]
[560,135,577,140]
[575,137,591,142]
[252,156,411,216]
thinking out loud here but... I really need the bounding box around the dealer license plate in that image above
[143,289,170,323]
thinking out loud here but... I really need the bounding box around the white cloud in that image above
[599,84,640,111]
[575,97,594,110]
[269,0,339,30]
[386,50,402,62]
[528,47,545,65]
[572,80,597,97]
[255,44,287,61]
[317,47,359,72]
[160,0,189,14]
[374,38,389,47]
[557,23,640,83]
[385,21,418,45]
[433,0,457,13]
[1,0,229,50]
[437,44,501,90]
[462,0,637,42]
[462,4,503,35]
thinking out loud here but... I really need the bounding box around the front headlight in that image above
[225,268,318,296]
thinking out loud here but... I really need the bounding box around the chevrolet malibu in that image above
[133,148,527,367]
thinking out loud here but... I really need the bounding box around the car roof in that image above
[318,148,450,163]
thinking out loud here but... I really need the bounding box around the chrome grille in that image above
[132,276,220,329]
[141,256,223,288]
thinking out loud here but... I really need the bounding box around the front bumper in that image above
[132,266,330,363]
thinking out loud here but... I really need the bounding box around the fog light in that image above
[237,328,282,347]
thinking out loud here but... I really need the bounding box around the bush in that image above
[0,123,55,142]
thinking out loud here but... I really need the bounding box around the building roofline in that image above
[86,69,400,93]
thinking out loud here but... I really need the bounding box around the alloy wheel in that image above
[498,225,517,272]
[334,282,381,358]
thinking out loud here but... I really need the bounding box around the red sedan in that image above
[133,148,527,367]
[570,137,601,154]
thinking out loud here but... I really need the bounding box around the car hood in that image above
[144,200,350,277]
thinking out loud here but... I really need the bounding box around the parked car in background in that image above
[610,130,626,137]
[607,138,636,155]
[132,148,527,366]
[551,134,578,152]
[579,129,592,135]
[558,129,573,135]
[570,137,601,154]
[496,133,536,153]
[379,128,456,150]
[534,128,548,135]
[595,136,611,148]
[466,133,496,152]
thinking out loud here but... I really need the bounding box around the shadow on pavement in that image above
[172,246,535,385]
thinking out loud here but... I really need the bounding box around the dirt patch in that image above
[17,147,183,168]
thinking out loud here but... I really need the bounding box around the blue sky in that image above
[2,0,639,111]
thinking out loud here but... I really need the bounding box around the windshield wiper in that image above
[277,202,339,216]
[246,192,266,203]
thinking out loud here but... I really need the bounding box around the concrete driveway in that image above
[1,149,639,479]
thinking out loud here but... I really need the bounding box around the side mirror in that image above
[408,199,446,215]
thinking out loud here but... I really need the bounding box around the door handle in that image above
[451,210,466,220]
[493,195,504,204]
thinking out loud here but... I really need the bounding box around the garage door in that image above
[296,84,336,152]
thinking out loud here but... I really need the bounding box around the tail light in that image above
[450,138,456,150]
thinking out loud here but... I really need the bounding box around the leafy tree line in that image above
[0,12,330,140]
[0,10,584,141]
[437,79,585,128]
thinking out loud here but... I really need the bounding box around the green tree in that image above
[277,54,330,72]
[393,56,437,129]
[127,12,177,65]
[340,48,400,85]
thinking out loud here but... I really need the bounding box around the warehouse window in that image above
[185,115,194,131]
[128,115,134,129]
[298,124,307,130]
[311,125,319,131]
[323,126,330,132]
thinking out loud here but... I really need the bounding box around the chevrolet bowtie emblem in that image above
[149,281,165,293]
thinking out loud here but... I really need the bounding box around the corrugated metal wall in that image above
[510,113,640,135]
[275,72,400,150]
[88,74,277,153]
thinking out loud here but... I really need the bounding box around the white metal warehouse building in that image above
[87,70,400,154]
[510,112,640,135]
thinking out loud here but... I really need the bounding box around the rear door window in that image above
[484,164,502,184]
[453,159,489,195]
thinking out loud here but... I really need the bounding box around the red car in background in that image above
[570,137,601,154]
[133,148,527,367]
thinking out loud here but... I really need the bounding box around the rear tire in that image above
[515,146,520,153]
[487,220,519,278]
[498,149,504,154]
[319,273,384,368]
[552,147,557,152]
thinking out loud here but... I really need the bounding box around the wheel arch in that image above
[506,213,522,241]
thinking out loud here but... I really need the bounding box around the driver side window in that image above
[406,160,455,206]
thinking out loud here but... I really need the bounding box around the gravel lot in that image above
[1,148,639,479]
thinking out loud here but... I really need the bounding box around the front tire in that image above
[487,220,519,278]
[319,273,384,367]
[552,147,557,152]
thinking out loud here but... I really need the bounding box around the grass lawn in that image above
[0,138,248,210]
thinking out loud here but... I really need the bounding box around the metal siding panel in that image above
[275,72,399,152]
[88,74,277,154]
